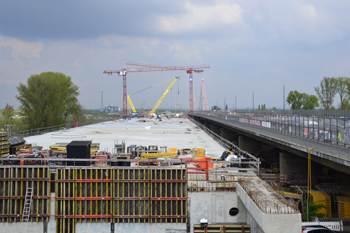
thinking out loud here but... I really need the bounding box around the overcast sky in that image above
[1,0,350,111]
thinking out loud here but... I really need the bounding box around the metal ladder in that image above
[22,186,33,232]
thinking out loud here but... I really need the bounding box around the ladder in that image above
[22,186,33,232]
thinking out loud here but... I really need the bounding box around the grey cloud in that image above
[0,0,183,40]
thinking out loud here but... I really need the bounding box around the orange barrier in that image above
[196,157,214,168]
[184,158,211,180]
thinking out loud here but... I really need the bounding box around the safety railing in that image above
[0,157,259,180]
[194,112,350,161]
[8,119,112,137]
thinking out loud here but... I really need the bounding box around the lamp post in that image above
[307,148,315,222]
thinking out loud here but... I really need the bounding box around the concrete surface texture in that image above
[0,222,44,233]
[188,191,247,230]
[237,182,301,233]
[24,118,226,158]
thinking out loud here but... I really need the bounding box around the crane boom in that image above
[149,76,180,115]
[127,95,137,113]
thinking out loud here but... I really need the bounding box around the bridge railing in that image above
[188,116,260,175]
[194,111,350,160]
[9,119,113,137]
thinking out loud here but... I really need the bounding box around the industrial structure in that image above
[103,63,209,117]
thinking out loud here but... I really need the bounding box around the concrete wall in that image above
[114,223,186,233]
[0,222,44,233]
[76,223,110,233]
[189,191,246,233]
[237,184,301,233]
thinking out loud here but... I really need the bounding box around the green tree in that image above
[303,200,327,221]
[1,104,14,132]
[314,77,338,110]
[16,72,83,129]
[337,77,349,109]
[286,91,319,109]
[211,105,221,111]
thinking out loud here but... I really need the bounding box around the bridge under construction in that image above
[0,117,303,233]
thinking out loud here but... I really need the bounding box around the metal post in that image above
[123,73,128,117]
[189,71,194,117]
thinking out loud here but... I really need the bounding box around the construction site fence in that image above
[8,119,112,138]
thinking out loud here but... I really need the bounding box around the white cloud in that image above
[0,36,44,59]
[301,4,317,20]
[158,1,244,33]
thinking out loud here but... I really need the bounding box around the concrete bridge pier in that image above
[210,124,221,135]
[220,128,238,145]
[204,121,211,129]
[238,136,261,156]
[279,152,318,184]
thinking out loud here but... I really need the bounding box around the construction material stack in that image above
[0,132,9,157]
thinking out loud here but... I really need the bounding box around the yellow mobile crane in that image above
[149,76,180,116]
[127,95,138,117]
[127,77,175,117]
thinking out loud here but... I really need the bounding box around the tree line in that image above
[1,72,85,132]
[287,77,350,110]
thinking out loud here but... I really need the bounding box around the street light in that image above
[307,148,315,222]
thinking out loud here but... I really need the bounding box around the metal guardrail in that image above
[194,112,350,162]
[8,119,112,137]
[188,116,260,175]
[0,157,258,179]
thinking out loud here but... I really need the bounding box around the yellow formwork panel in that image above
[193,148,205,157]
[54,167,187,232]
[169,148,177,154]
[310,191,332,218]
[140,152,177,159]
[337,196,350,218]
[49,145,98,154]
[0,167,50,223]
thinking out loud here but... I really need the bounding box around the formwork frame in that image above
[55,167,188,233]
[0,167,50,222]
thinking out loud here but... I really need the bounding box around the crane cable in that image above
[129,77,174,96]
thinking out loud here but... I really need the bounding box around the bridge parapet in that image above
[194,112,350,169]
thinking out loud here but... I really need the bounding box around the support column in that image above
[280,152,307,177]
[279,152,318,184]
[210,124,221,135]
[220,128,238,144]
[238,136,261,156]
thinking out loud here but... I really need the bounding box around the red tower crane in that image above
[104,63,209,117]
[126,62,210,117]
[103,67,171,117]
